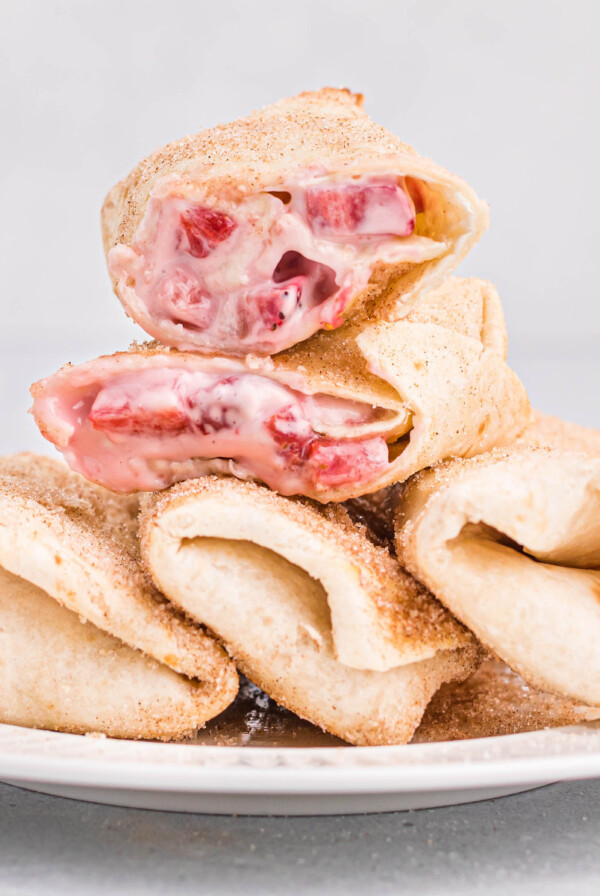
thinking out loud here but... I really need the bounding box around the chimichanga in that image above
[31,277,529,501]
[0,454,238,738]
[138,475,481,746]
[102,88,488,356]
[395,416,600,706]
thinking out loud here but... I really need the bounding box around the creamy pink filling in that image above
[109,176,419,355]
[40,367,393,494]
[305,182,415,237]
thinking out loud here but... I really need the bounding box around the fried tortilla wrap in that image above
[102,88,488,356]
[31,278,529,501]
[395,416,600,706]
[138,475,481,746]
[0,454,238,739]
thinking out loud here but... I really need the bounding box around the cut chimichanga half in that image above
[31,277,529,501]
[0,454,238,739]
[139,475,481,746]
[395,417,600,706]
[102,88,488,356]
[414,659,600,743]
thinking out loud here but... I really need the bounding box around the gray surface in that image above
[1,779,600,895]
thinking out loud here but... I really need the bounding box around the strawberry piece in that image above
[306,182,415,238]
[194,404,237,436]
[89,400,189,436]
[180,205,237,258]
[253,279,303,331]
[306,188,364,234]
[308,437,389,488]
[183,375,244,435]
[266,407,313,462]
[158,269,216,330]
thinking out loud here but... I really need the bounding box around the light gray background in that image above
[1,2,600,892]
[2,780,600,895]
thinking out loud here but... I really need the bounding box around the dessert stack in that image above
[2,89,599,745]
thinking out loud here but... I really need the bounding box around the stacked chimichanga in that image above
[138,474,481,745]
[0,454,238,739]
[395,415,600,707]
[24,86,587,749]
[102,88,488,356]
[31,277,529,499]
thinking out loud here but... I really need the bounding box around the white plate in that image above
[2,720,600,815]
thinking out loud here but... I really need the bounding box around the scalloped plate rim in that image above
[1,721,600,801]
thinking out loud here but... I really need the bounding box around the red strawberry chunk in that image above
[89,400,189,436]
[194,403,238,436]
[180,205,237,258]
[306,187,364,234]
[266,407,313,462]
[253,279,303,331]
[158,269,216,330]
[308,437,389,488]
[306,181,415,238]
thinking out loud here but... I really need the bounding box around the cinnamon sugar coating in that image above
[102,89,489,331]
[0,454,237,693]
